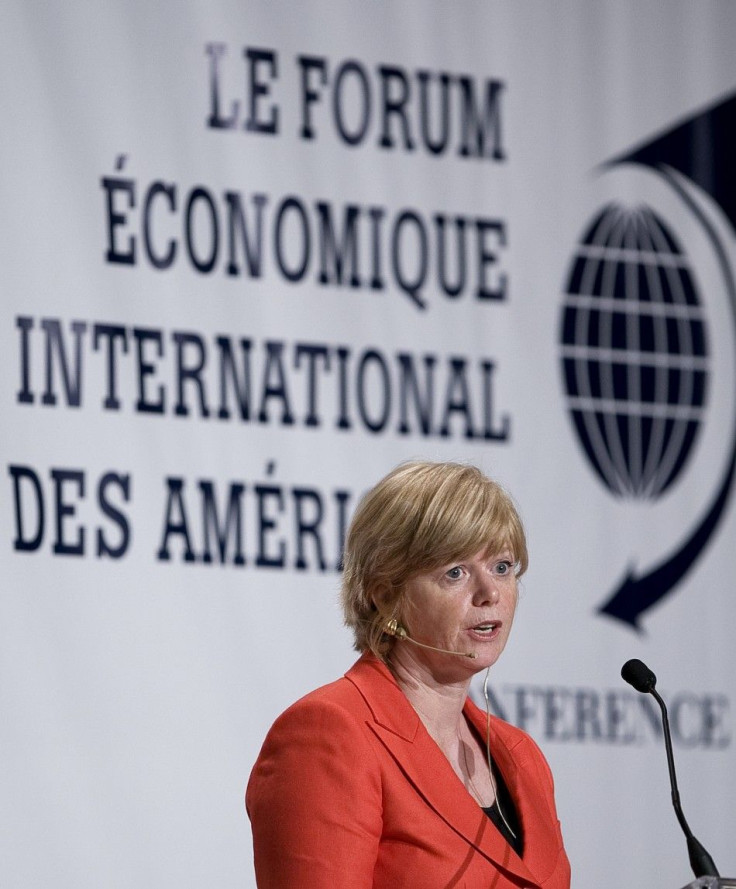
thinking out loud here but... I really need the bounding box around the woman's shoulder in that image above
[268,653,383,731]
[246,660,385,821]
[281,673,365,721]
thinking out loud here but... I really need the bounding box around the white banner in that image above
[1,2,735,887]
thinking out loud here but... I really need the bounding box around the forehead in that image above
[445,537,516,562]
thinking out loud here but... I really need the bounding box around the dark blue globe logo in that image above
[559,202,710,499]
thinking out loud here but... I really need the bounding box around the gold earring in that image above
[384,618,407,639]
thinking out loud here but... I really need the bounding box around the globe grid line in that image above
[563,292,705,321]
[565,396,706,422]
[573,243,690,271]
[638,203,703,496]
[561,343,707,370]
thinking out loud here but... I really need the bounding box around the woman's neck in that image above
[388,647,472,747]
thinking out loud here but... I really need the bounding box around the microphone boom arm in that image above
[622,659,720,879]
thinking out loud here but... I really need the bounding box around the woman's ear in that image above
[370,585,392,617]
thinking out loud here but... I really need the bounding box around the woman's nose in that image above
[473,572,501,605]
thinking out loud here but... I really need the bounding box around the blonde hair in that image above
[341,461,528,659]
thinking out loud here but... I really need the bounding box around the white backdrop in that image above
[1,2,735,887]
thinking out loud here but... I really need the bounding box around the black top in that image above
[481,766,524,857]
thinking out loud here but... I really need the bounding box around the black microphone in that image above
[384,619,477,659]
[621,658,720,879]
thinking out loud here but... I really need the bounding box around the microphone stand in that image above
[647,685,720,880]
[620,659,735,888]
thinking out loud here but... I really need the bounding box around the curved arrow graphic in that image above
[599,434,736,629]
[598,149,736,628]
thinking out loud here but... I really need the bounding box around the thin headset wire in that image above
[483,667,517,840]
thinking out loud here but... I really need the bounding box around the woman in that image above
[246,461,570,888]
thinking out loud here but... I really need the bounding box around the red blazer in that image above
[247,653,570,888]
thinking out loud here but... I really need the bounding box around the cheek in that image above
[417,596,463,637]
[503,584,519,619]
[403,585,446,628]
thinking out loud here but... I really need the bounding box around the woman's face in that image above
[399,548,518,675]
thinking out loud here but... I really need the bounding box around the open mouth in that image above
[470,621,500,635]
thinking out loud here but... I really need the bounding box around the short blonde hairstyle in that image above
[341,461,528,659]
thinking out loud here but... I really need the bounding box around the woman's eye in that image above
[446,566,463,580]
[495,560,512,576]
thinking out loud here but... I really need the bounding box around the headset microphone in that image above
[384,619,477,659]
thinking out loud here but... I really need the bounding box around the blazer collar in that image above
[345,654,558,888]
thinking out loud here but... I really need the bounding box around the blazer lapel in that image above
[465,702,562,886]
[346,656,543,886]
